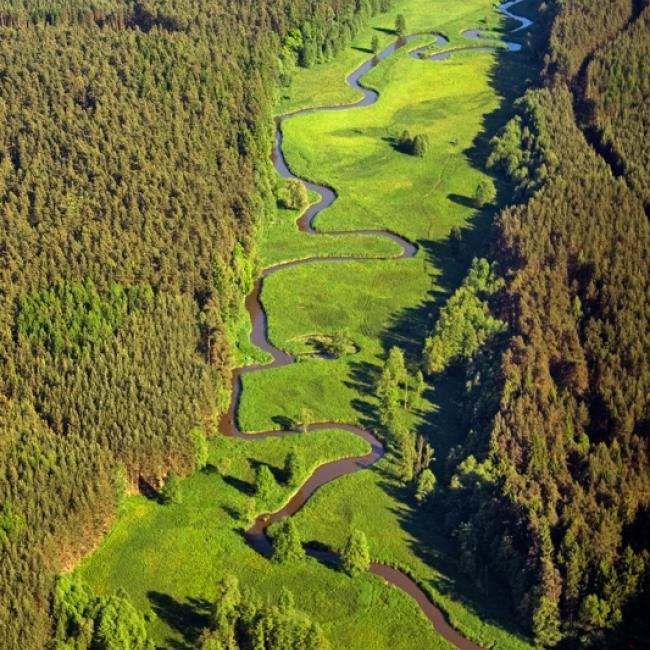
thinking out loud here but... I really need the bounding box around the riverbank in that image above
[76,0,538,647]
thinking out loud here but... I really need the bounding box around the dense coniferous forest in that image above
[0,1,394,647]
[585,3,650,208]
[430,0,650,646]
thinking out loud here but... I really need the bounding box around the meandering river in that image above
[218,3,532,647]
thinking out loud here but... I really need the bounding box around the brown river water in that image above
[218,3,532,647]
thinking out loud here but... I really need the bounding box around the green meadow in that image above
[78,0,537,647]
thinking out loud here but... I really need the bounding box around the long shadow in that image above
[373,26,396,35]
[380,485,531,644]
[148,591,211,646]
[341,7,542,642]
[222,475,255,496]
[138,476,162,503]
[447,193,476,209]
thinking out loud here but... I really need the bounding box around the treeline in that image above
[585,2,650,208]
[0,0,392,647]
[424,1,650,647]
[545,0,634,79]
[51,572,328,650]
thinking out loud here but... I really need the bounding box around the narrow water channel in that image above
[218,3,533,647]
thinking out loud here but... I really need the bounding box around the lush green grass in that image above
[78,0,537,647]
[78,431,452,648]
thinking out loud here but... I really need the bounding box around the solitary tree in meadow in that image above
[449,225,462,257]
[270,518,305,563]
[474,179,496,208]
[341,529,370,576]
[255,465,277,503]
[284,448,305,487]
[297,406,314,433]
[412,134,429,157]
[371,34,380,53]
[395,14,406,36]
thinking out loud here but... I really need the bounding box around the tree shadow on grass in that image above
[447,193,477,209]
[334,46,538,641]
[352,45,374,54]
[373,26,396,35]
[378,482,530,643]
[148,591,211,647]
[247,459,284,485]
[344,237,469,434]
[271,414,295,430]
[222,475,255,496]
[138,477,163,504]
[354,33,540,645]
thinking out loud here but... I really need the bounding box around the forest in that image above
[1,0,648,647]
[0,0,394,647]
[432,0,650,646]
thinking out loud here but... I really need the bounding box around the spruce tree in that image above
[255,465,277,503]
[270,519,305,563]
[284,449,305,487]
[161,471,182,505]
[395,14,406,36]
[341,530,370,576]
[415,469,436,505]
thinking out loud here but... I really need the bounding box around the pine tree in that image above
[395,14,406,36]
[341,529,370,576]
[255,466,277,503]
[270,519,305,563]
[161,471,182,505]
[473,179,496,208]
[284,449,305,487]
[211,575,241,647]
[415,469,436,505]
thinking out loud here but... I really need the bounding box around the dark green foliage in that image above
[52,574,152,650]
[396,130,428,156]
[284,448,305,487]
[198,576,329,649]
[341,529,370,577]
[546,0,634,79]
[0,1,380,646]
[585,4,650,206]
[473,179,496,208]
[255,465,277,503]
[371,34,380,53]
[269,518,305,563]
[441,66,650,649]
[394,13,406,36]
[423,258,505,374]
[161,471,182,505]
[412,134,429,157]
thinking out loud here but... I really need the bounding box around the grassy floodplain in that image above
[78,0,538,647]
